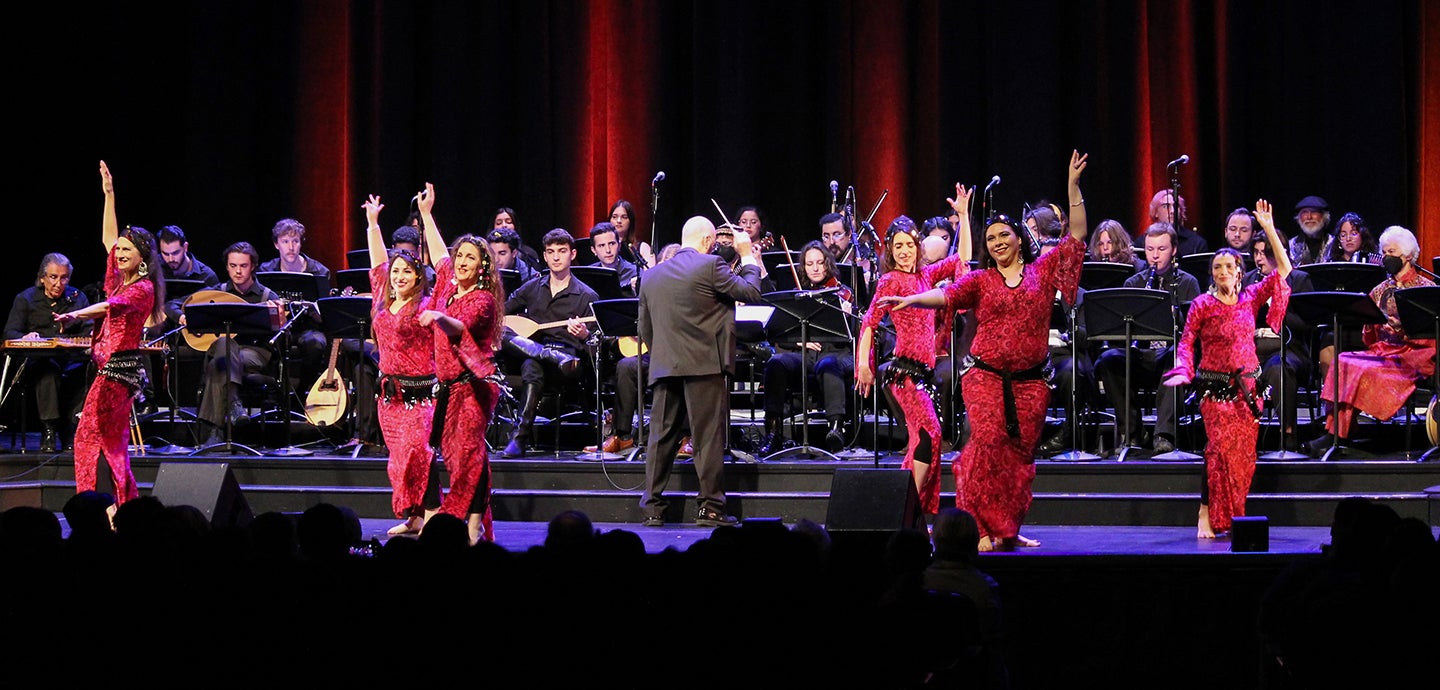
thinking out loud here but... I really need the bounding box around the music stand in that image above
[1050,296,1102,461]
[1085,288,1175,462]
[163,278,209,302]
[771,265,802,292]
[184,303,272,456]
[1287,292,1386,461]
[1180,253,1215,292]
[761,250,800,276]
[1395,286,1440,461]
[581,298,642,462]
[735,305,774,463]
[1081,262,1135,291]
[1304,262,1386,294]
[347,249,371,270]
[256,271,325,303]
[500,269,523,297]
[317,296,374,458]
[336,269,371,296]
[1255,297,1309,461]
[759,289,853,461]
[572,265,628,300]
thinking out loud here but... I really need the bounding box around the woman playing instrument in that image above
[419,185,506,545]
[883,151,1088,550]
[1162,200,1292,539]
[362,194,439,536]
[54,161,164,510]
[856,187,972,515]
[1308,225,1436,457]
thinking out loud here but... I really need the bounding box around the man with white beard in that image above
[1286,195,1332,265]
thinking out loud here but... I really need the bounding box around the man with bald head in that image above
[638,215,764,528]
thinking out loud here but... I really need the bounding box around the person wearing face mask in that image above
[1307,225,1437,457]
[5,253,92,452]
[858,190,974,519]
[1162,200,1292,539]
[882,151,1088,551]
[1094,223,1203,453]
[1286,195,1333,266]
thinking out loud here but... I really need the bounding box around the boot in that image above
[1036,423,1072,456]
[824,418,845,453]
[757,418,788,456]
[503,383,543,457]
[506,335,578,376]
[41,420,60,453]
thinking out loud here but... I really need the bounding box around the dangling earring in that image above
[137,261,149,277]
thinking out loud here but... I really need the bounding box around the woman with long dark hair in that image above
[609,199,656,269]
[55,161,164,510]
[421,185,507,544]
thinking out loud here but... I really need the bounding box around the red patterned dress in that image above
[860,252,968,514]
[72,247,155,505]
[1320,270,1436,438]
[371,263,436,519]
[430,257,502,539]
[942,236,1083,541]
[1166,271,1290,533]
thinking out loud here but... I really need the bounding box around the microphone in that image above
[651,171,666,186]
[830,180,839,195]
[1167,154,1190,168]
[985,175,1001,192]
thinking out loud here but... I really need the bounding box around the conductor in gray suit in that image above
[638,215,764,527]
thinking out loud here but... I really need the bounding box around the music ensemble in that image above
[6,156,1435,547]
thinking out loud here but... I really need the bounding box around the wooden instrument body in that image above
[304,339,349,427]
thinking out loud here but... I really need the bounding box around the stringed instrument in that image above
[181,289,247,351]
[617,336,648,358]
[504,314,598,339]
[304,339,349,427]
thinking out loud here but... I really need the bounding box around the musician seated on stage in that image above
[191,241,282,445]
[487,226,541,283]
[821,212,874,282]
[3,253,92,452]
[499,228,598,457]
[757,241,856,455]
[1094,223,1202,453]
[1245,232,1315,452]
[585,221,638,296]
[157,224,221,328]
[258,218,330,386]
[1035,238,1097,456]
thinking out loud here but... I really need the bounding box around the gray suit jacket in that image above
[639,247,764,383]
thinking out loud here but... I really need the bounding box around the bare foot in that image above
[387,516,423,536]
[106,503,118,532]
[1014,534,1041,548]
[978,536,994,552]
[466,513,485,546]
[1197,504,1216,539]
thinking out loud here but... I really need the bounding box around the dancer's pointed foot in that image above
[978,536,994,552]
[387,516,424,536]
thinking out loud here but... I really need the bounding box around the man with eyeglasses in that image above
[4,254,93,452]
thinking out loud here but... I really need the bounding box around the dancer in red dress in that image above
[1310,224,1436,454]
[361,194,439,536]
[856,186,972,515]
[887,152,1088,550]
[1163,200,1292,538]
[56,161,164,508]
[415,184,505,545]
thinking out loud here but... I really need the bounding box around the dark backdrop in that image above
[9,0,1438,301]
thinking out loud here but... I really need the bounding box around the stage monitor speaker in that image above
[825,468,922,532]
[152,462,254,529]
[1231,516,1269,552]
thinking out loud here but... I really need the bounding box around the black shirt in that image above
[4,286,92,340]
[505,272,598,353]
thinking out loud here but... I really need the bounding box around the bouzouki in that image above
[304,339,349,427]
[181,289,247,351]
[503,314,597,339]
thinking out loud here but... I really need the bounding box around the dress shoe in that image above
[1151,435,1175,454]
[642,514,664,528]
[1306,434,1336,459]
[695,506,739,528]
[677,437,694,458]
[757,419,787,455]
[502,435,527,458]
[40,424,60,453]
[1036,426,1071,456]
[227,399,251,427]
[824,420,845,453]
[601,435,635,454]
[1282,432,1300,453]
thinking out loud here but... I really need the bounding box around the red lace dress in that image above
[1321,271,1437,437]
[72,247,155,505]
[371,264,437,519]
[942,236,1083,541]
[1166,271,1290,533]
[860,252,967,514]
[430,258,501,539]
